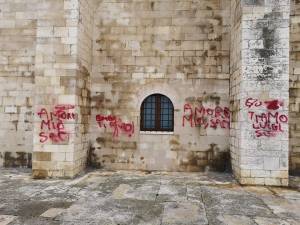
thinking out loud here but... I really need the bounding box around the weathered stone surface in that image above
[290,0,300,175]
[0,215,17,225]
[0,0,298,186]
[40,208,65,218]
[89,0,231,172]
[162,201,208,225]
[1,169,299,224]
[216,215,254,225]
[230,0,290,185]
[254,217,296,225]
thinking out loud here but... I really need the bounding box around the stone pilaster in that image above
[230,0,290,186]
[289,0,300,175]
[230,0,243,182]
[32,0,93,178]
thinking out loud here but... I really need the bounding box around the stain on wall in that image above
[4,152,32,168]
[179,143,231,172]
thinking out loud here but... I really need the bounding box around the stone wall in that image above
[0,0,298,185]
[290,0,300,175]
[90,0,232,171]
[0,0,37,167]
[230,0,290,186]
[74,0,94,174]
[32,0,94,178]
[230,0,243,180]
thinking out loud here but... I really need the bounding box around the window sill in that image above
[140,131,174,135]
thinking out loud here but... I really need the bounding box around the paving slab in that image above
[216,215,255,225]
[161,201,208,225]
[40,208,65,218]
[269,187,300,200]
[254,217,297,225]
[0,215,17,225]
[156,184,187,202]
[261,196,300,221]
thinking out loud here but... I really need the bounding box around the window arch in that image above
[140,94,174,132]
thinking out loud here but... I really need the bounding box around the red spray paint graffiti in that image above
[182,104,230,129]
[96,114,134,138]
[37,105,77,143]
[245,98,288,137]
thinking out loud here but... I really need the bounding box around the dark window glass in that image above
[140,94,174,131]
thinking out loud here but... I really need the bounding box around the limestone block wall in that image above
[74,0,94,174]
[290,0,300,175]
[32,0,94,178]
[230,0,243,179]
[0,0,298,184]
[33,0,78,177]
[0,0,37,167]
[90,0,232,171]
[230,0,290,186]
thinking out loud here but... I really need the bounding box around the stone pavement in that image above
[0,169,299,225]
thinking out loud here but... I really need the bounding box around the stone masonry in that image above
[90,0,231,172]
[231,0,290,186]
[290,0,300,175]
[33,0,94,178]
[230,0,243,185]
[0,0,299,187]
[0,0,36,168]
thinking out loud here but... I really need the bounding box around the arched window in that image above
[140,94,174,132]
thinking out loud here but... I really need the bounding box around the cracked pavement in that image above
[0,169,299,225]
